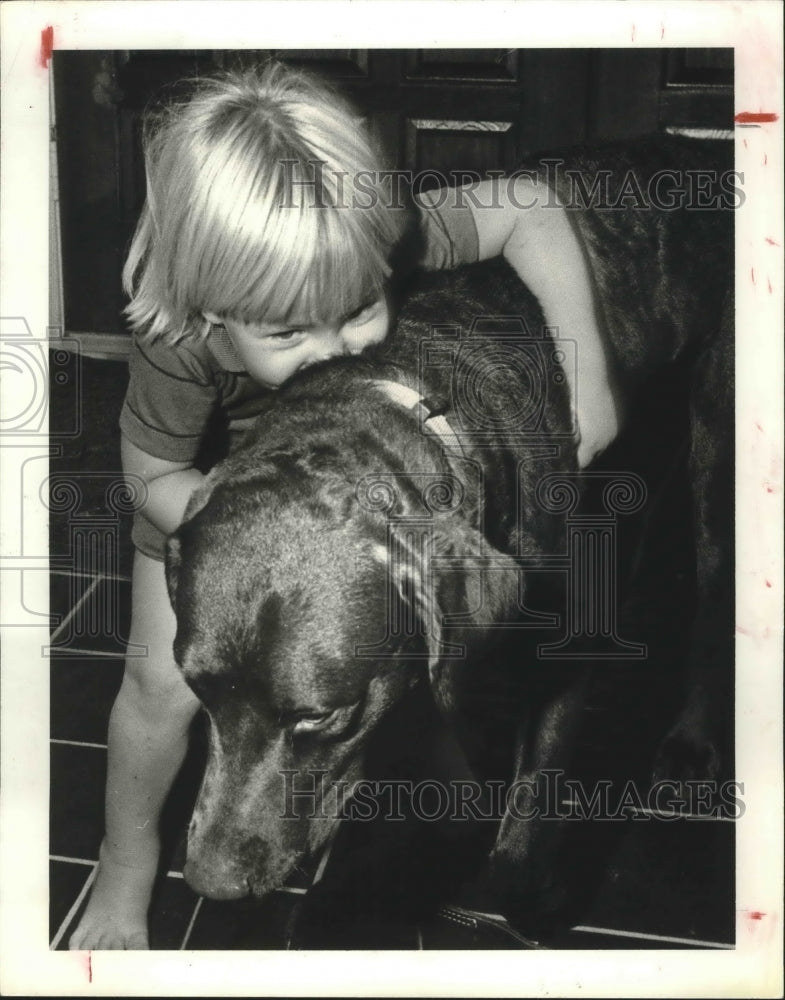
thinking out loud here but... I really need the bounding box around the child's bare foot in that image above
[68,841,158,950]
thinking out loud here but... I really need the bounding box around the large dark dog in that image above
[165,136,734,934]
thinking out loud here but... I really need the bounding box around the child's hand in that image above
[121,436,205,535]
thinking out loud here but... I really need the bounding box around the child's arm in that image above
[121,435,204,535]
[418,176,620,465]
[466,176,620,465]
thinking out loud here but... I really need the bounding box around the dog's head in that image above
[165,459,520,901]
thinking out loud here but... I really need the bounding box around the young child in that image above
[69,61,617,950]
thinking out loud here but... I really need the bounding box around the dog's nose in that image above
[183,858,250,901]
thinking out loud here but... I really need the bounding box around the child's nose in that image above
[318,328,353,361]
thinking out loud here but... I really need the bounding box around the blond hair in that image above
[123,62,406,342]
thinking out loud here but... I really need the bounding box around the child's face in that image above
[206,294,390,389]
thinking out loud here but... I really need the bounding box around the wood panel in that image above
[663,48,734,87]
[404,49,519,83]
[404,118,516,192]
[271,49,370,78]
[660,48,734,130]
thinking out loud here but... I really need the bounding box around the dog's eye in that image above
[291,702,364,736]
[292,710,337,734]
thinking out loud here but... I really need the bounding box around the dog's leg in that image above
[654,291,735,786]
[488,669,589,934]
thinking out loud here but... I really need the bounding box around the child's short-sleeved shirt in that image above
[119,195,479,465]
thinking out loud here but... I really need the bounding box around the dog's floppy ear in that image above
[381,520,521,716]
[163,476,220,612]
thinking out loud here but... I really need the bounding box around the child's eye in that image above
[344,299,379,324]
[269,329,304,343]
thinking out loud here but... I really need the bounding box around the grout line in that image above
[50,854,97,866]
[165,870,184,879]
[50,863,97,950]
[51,568,132,583]
[276,885,308,896]
[47,647,127,659]
[49,649,127,664]
[51,738,107,750]
[180,896,203,950]
[635,808,736,823]
[634,807,735,823]
[434,905,733,950]
[571,924,734,949]
[49,575,103,644]
[416,925,424,950]
[559,799,736,823]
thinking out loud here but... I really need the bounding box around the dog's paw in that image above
[488,847,571,939]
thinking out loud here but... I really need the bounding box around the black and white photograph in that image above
[0,2,782,996]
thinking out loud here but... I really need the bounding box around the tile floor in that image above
[49,352,736,951]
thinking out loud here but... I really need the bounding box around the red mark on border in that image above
[768,278,773,294]
[765,580,772,589]
[765,237,780,247]
[735,111,778,124]
[631,24,636,42]
[751,268,756,285]
[40,25,54,69]
[748,910,766,920]
[660,24,665,40]
[76,951,92,982]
